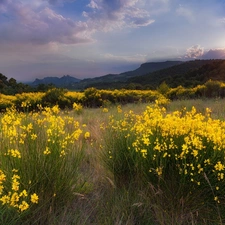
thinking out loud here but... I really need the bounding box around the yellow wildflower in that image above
[0,195,10,205]
[102,108,108,113]
[156,167,163,176]
[18,201,29,211]
[31,133,37,140]
[84,131,90,139]
[19,190,28,197]
[30,193,39,204]
[215,161,225,171]
[141,149,147,158]
[7,149,21,158]
[44,147,51,155]
[10,192,19,207]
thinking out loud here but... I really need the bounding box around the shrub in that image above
[83,88,103,107]
[42,88,70,108]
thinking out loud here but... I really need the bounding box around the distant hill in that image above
[73,60,223,90]
[71,61,183,90]
[31,75,80,87]
[128,59,225,88]
[118,61,183,79]
[28,59,225,90]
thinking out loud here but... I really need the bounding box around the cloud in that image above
[84,0,155,31]
[0,0,93,45]
[176,5,194,22]
[218,18,225,25]
[185,45,204,59]
[43,0,76,6]
[103,53,147,63]
[0,0,156,47]
[87,0,99,9]
[202,48,225,59]
[131,18,155,27]
[184,47,225,60]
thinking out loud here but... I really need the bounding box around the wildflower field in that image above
[1,98,225,224]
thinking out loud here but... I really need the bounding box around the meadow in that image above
[1,98,225,224]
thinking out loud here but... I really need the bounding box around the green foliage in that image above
[128,59,225,89]
[0,73,33,95]
[167,85,196,100]
[83,87,103,107]
[204,80,222,97]
[102,126,139,188]
[42,88,70,108]
[36,83,56,92]
[4,79,225,112]
[157,81,170,95]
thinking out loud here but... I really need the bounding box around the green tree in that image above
[157,81,170,95]
[8,78,17,88]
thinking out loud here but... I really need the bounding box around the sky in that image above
[1,0,225,82]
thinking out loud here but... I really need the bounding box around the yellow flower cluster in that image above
[65,91,84,101]
[0,103,89,214]
[0,170,38,212]
[108,105,225,202]
[102,107,109,113]
[35,105,85,156]
[6,149,21,158]
[84,131,90,139]
[72,102,83,113]
[0,94,16,108]
[132,106,225,174]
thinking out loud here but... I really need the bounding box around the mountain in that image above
[29,59,225,90]
[71,61,183,90]
[72,60,223,90]
[128,59,225,88]
[118,61,183,79]
[31,75,80,87]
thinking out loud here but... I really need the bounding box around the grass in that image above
[1,99,225,224]
[167,98,225,119]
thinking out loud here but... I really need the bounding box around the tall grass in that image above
[0,100,225,224]
[0,106,86,224]
[101,102,225,224]
[167,98,225,119]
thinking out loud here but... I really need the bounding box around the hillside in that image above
[72,59,224,90]
[71,61,183,90]
[128,59,225,88]
[118,61,183,78]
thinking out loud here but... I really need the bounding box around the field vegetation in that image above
[0,79,225,111]
[1,97,225,224]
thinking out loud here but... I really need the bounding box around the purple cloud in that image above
[202,49,225,59]
[0,0,92,45]
[184,47,225,60]
[85,0,154,31]
[185,45,204,59]
[43,0,76,6]
[0,0,154,46]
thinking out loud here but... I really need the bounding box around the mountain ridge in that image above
[31,75,80,87]
[28,59,225,90]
